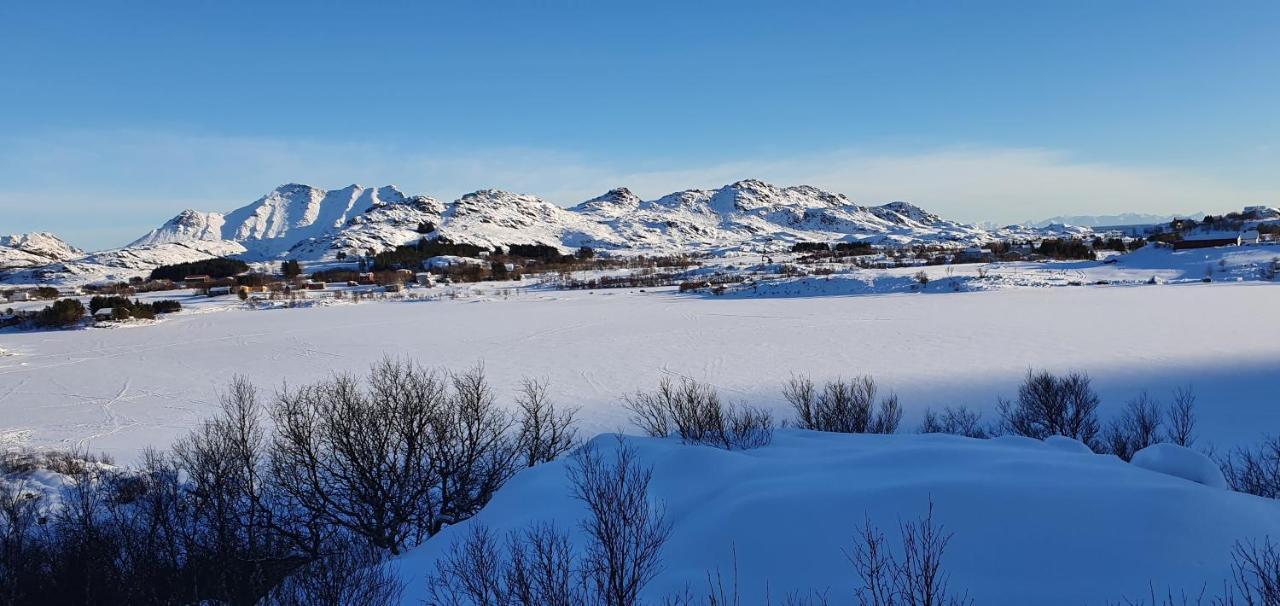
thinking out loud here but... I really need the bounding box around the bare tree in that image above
[1166,387,1198,448]
[174,375,303,604]
[270,359,520,554]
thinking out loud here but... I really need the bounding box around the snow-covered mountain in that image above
[129,179,1020,262]
[5,179,1110,285]
[0,233,84,270]
[572,179,996,252]
[131,183,410,260]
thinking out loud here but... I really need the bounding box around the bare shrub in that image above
[0,449,113,477]
[1221,436,1280,499]
[997,370,1101,449]
[426,523,582,606]
[918,406,988,439]
[1104,392,1164,462]
[265,540,404,606]
[1112,538,1280,605]
[788,376,901,435]
[848,501,972,606]
[783,375,819,430]
[870,395,903,435]
[427,440,669,606]
[516,378,580,467]
[623,377,773,449]
[572,440,672,606]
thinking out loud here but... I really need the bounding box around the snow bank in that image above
[397,431,1280,605]
[1131,443,1228,489]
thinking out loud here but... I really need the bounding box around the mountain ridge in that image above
[6,179,1102,284]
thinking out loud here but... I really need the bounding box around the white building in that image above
[1239,230,1261,245]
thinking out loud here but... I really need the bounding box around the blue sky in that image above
[2,1,1278,249]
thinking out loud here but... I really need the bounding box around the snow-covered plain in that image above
[397,431,1280,605]
[1,280,1277,462]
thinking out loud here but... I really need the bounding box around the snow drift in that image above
[398,431,1280,605]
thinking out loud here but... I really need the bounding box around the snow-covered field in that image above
[2,280,1277,462]
[398,431,1280,605]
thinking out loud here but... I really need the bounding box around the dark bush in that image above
[506,243,563,260]
[372,238,488,271]
[996,370,1101,449]
[149,257,249,281]
[281,259,303,279]
[35,298,85,328]
[151,299,182,314]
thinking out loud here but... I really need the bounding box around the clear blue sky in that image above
[3,1,1278,249]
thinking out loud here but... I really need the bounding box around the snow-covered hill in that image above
[1,240,246,285]
[0,232,84,270]
[399,431,1280,605]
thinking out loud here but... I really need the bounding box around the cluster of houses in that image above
[1170,228,1274,251]
[1,285,82,303]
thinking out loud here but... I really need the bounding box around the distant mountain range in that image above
[6,179,1098,285]
[1026,212,1204,228]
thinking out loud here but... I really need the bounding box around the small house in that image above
[414,272,435,286]
[208,286,232,296]
[93,308,116,320]
[1239,230,1261,245]
[384,283,404,293]
[184,275,211,284]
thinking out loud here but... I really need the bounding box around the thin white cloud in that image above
[1,130,1275,249]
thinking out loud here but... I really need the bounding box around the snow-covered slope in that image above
[399,431,1280,605]
[129,210,227,246]
[287,194,446,259]
[132,183,410,259]
[1,240,246,285]
[433,189,625,251]
[0,232,84,270]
